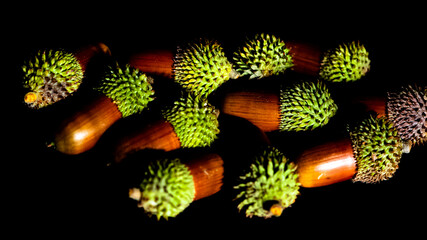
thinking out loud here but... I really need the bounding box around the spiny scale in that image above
[349,116,403,183]
[387,84,427,147]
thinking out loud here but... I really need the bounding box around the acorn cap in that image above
[22,49,84,108]
[279,80,338,131]
[134,158,195,220]
[387,84,427,148]
[233,33,293,79]
[162,93,220,148]
[95,63,155,118]
[320,41,370,82]
[349,115,403,183]
[174,39,236,98]
[234,146,300,218]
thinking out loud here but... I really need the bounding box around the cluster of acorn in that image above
[21,34,426,220]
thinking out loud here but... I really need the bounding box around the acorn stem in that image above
[129,188,141,201]
[296,138,356,188]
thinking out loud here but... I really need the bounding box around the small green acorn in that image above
[279,80,338,131]
[349,115,403,183]
[161,93,220,148]
[22,49,84,109]
[132,158,195,220]
[95,63,155,118]
[173,39,237,98]
[387,84,427,148]
[233,33,294,79]
[320,41,370,82]
[234,146,300,218]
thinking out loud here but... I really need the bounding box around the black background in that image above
[5,3,426,236]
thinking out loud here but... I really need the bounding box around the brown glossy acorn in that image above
[128,49,174,78]
[53,95,122,155]
[51,64,155,155]
[220,80,338,132]
[295,138,356,188]
[113,94,220,163]
[128,152,224,219]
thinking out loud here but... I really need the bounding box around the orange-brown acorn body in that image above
[54,95,122,155]
[221,89,280,132]
[73,42,111,72]
[113,118,181,163]
[287,41,323,77]
[128,49,174,78]
[185,153,224,200]
[296,138,356,188]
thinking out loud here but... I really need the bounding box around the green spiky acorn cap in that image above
[349,115,403,183]
[233,33,293,79]
[135,158,195,220]
[22,49,84,109]
[279,80,338,131]
[95,63,155,118]
[234,146,300,218]
[320,41,370,82]
[161,93,220,148]
[173,39,237,98]
[387,84,427,149]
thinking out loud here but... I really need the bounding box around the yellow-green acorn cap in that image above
[320,41,370,82]
[95,63,155,118]
[387,84,427,149]
[233,33,293,79]
[349,115,403,183]
[135,158,195,220]
[173,39,236,98]
[161,93,220,148]
[22,49,84,109]
[234,146,300,218]
[279,80,338,131]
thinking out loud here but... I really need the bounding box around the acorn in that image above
[129,153,224,220]
[233,33,293,79]
[52,63,155,155]
[221,80,338,132]
[387,84,427,147]
[296,115,403,187]
[233,34,370,82]
[351,84,427,151]
[22,43,111,109]
[113,93,220,163]
[234,146,300,218]
[174,38,239,98]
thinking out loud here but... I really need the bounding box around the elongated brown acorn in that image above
[296,116,403,187]
[129,152,224,220]
[296,138,356,188]
[128,49,174,78]
[113,93,220,163]
[52,64,155,155]
[221,80,338,132]
[22,43,111,109]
